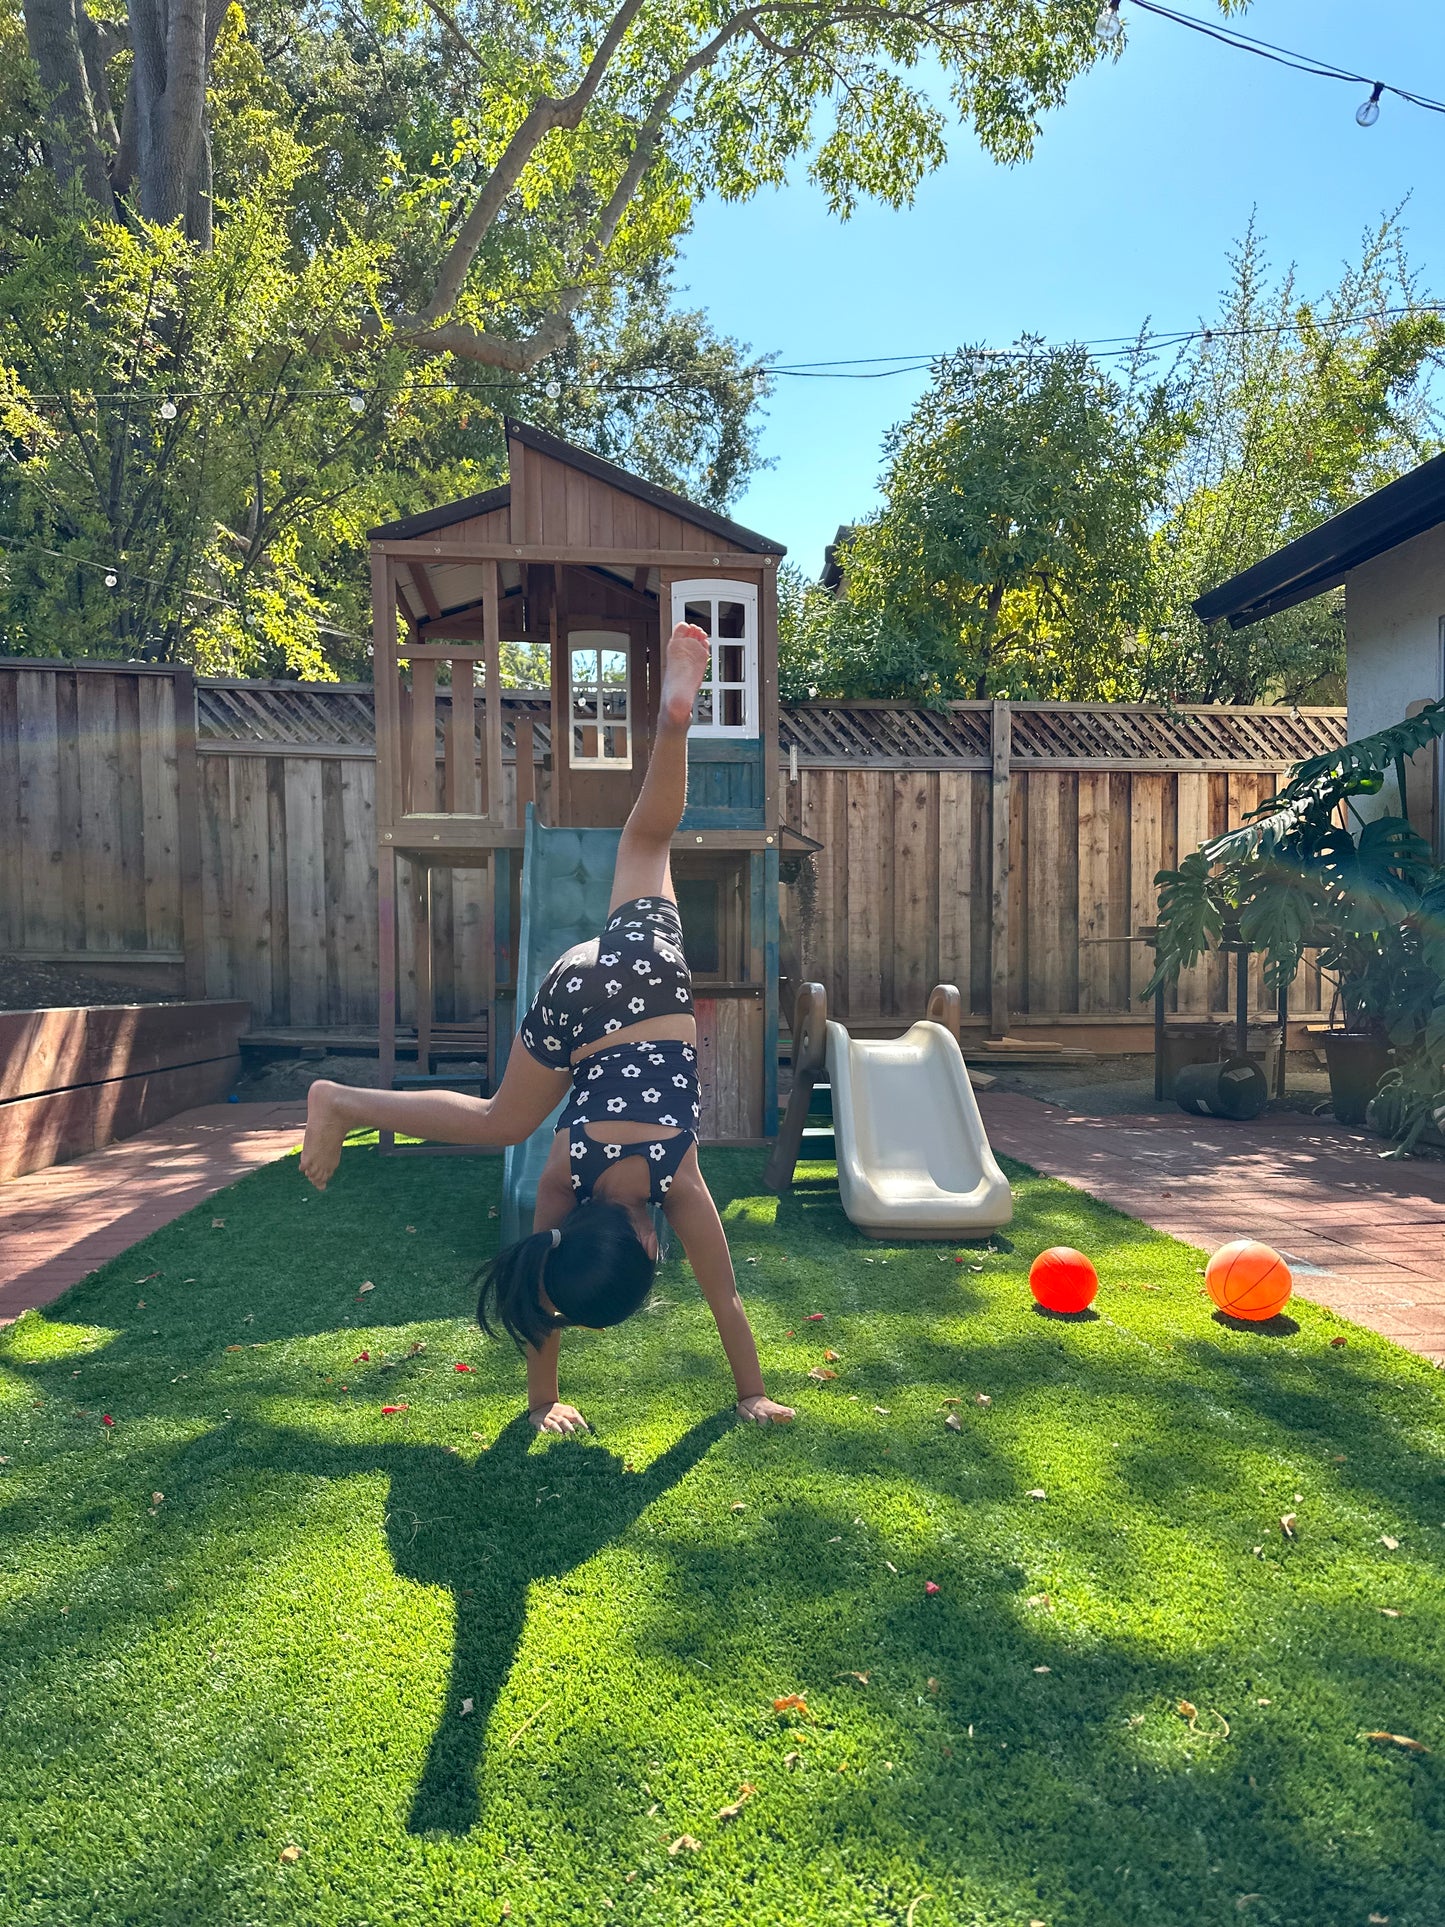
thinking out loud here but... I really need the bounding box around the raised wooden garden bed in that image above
[0,1001,250,1183]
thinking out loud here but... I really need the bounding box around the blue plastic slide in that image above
[500,807,620,1243]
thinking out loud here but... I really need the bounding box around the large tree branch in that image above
[421,0,649,320]
[405,9,757,367]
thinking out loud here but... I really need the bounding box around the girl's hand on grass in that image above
[530,1402,589,1436]
[736,1395,795,1425]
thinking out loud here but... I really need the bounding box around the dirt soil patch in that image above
[0,954,180,1014]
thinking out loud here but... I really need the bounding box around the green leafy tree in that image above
[1142,217,1445,704]
[784,341,1183,701]
[4,0,1200,670]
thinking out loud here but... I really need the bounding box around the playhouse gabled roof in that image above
[367,419,786,555]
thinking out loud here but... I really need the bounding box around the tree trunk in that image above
[23,0,116,213]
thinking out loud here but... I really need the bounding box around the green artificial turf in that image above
[2,1144,1443,1927]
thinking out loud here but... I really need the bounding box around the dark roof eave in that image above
[1194,449,1445,627]
[367,484,512,542]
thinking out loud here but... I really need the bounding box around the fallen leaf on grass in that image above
[975,1393,992,1407]
[380,1404,409,1415]
[459,1698,474,1716]
[405,1225,416,1233]
[730,1501,747,1513]
[278,1845,301,1863]
[884,1560,898,1574]
[808,1367,838,1382]
[1381,1535,1401,1551]
[716,1783,755,1821]
[211,1219,225,1229]
[925,1581,940,1595]
[101,1415,114,1428]
[151,1492,164,1506]
[941,1397,962,1407]
[927,1677,939,1694]
[873,1405,891,1415]
[1178,1700,1198,1718]
[1329,1336,1347,1348]
[824,1348,841,1362]
[135,1301,146,1310]
[1365,1731,1430,1754]
[1369,1914,1391,1924]
[353,1351,370,1363]
[783,1751,802,1768]
[1033,1665,1051,1674]
[1026,1488,1046,1501]
[453,1362,473,1373]
[1280,1514,1297,1539]
[356,1281,375,1297]
[668,1835,701,1855]
[772,1694,811,1717]
[837,1671,870,1684]
[944,1413,963,1431]
[1236,1898,1260,1912]
[807,1312,824,1321]
[1379,1607,1401,1618]
[225,1344,245,1353]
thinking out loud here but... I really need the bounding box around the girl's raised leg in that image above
[608,623,711,911]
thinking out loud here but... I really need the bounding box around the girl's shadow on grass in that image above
[257,1410,727,1836]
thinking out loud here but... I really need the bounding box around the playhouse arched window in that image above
[568,631,632,769]
[670,580,759,737]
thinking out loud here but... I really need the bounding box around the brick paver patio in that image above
[0,1103,307,1324]
[979,1091,1445,1367]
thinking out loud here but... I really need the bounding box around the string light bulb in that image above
[348,393,365,414]
[544,379,562,400]
[1356,82,1384,126]
[1095,1,1123,45]
[159,399,177,420]
[104,571,118,587]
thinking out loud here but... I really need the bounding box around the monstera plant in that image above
[1148,699,1445,1146]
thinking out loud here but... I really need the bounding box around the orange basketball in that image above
[1029,1246,1099,1314]
[1205,1240,1292,1321]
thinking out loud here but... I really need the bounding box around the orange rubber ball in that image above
[1205,1240,1292,1322]
[1029,1246,1099,1314]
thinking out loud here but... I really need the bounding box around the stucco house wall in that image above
[1345,520,1445,826]
[1346,519,1445,739]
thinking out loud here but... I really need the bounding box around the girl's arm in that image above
[524,1145,588,1435]
[664,1159,795,1423]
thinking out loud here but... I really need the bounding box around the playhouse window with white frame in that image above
[568,631,632,769]
[671,580,759,738]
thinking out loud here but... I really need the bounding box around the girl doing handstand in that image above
[300,623,795,1435]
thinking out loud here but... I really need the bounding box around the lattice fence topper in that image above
[195,681,1344,767]
[196,680,555,754]
[779,702,1343,765]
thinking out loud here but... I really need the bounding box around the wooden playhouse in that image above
[366,419,788,1145]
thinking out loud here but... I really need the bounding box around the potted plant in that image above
[1148,701,1445,1137]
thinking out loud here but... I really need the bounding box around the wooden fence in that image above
[0,664,1346,1040]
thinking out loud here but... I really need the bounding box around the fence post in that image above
[171,665,207,1000]
[989,699,1011,1038]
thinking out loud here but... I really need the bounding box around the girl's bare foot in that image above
[300,1079,351,1190]
[659,622,711,729]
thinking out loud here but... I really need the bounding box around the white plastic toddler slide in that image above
[766,983,1012,1239]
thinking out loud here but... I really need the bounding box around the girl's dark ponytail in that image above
[478,1198,656,1349]
[477,1228,563,1351]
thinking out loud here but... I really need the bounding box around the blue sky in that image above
[674,0,1445,576]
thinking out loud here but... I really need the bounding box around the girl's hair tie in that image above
[550,1227,561,1248]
